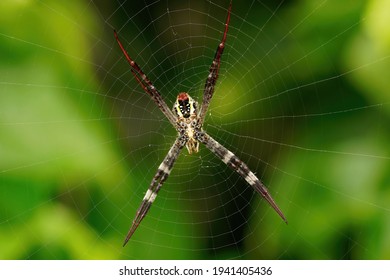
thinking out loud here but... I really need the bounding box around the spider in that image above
[115,1,287,247]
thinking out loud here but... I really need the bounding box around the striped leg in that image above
[114,31,178,127]
[123,138,185,246]
[198,132,287,223]
[197,1,232,126]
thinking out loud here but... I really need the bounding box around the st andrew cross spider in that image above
[115,1,287,247]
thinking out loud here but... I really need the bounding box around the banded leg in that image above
[114,31,178,127]
[197,1,232,127]
[123,138,185,246]
[198,132,287,223]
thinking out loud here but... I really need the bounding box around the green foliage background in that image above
[0,0,389,259]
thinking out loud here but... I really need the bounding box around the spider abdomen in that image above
[173,92,197,119]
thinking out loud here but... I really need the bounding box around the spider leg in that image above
[198,131,287,223]
[114,30,178,127]
[197,1,232,127]
[123,138,185,246]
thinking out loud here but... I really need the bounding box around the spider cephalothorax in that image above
[115,1,287,247]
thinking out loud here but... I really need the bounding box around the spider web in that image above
[1,0,389,260]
